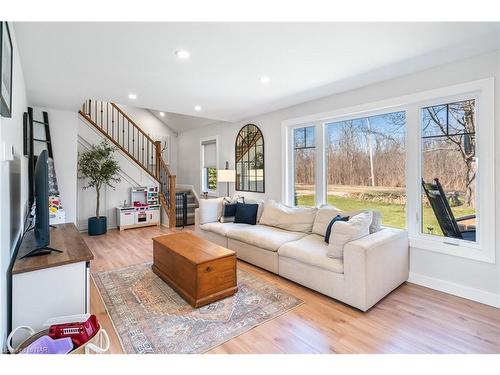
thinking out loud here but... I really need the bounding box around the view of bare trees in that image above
[325,112,406,188]
[294,112,406,188]
[294,101,476,209]
[294,149,315,186]
[422,99,476,208]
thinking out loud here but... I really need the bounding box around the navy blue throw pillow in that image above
[324,215,350,243]
[222,203,237,217]
[234,203,259,225]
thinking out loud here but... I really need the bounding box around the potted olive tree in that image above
[78,141,120,235]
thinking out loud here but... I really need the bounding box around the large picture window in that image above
[283,78,494,262]
[421,99,477,242]
[326,111,406,228]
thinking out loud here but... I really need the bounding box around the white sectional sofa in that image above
[194,200,409,311]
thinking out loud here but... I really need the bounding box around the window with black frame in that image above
[293,126,316,206]
[421,99,477,242]
[235,124,264,193]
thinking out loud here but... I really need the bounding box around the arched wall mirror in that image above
[235,124,265,193]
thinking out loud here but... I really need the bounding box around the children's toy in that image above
[20,335,73,354]
[48,314,100,347]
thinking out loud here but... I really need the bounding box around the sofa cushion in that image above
[312,206,381,236]
[259,200,317,233]
[198,198,223,224]
[278,234,344,273]
[227,224,307,252]
[199,222,250,237]
[324,215,350,243]
[327,211,372,258]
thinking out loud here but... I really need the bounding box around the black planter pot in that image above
[88,216,107,236]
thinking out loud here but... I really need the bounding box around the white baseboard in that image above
[408,272,500,308]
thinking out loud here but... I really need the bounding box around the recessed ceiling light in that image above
[194,105,202,112]
[260,75,270,84]
[159,112,165,117]
[175,50,190,59]
[128,93,137,100]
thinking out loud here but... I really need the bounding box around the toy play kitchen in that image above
[116,186,161,231]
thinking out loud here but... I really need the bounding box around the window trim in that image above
[410,89,494,263]
[200,136,219,197]
[282,78,495,264]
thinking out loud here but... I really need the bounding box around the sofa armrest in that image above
[195,208,200,230]
[343,228,409,311]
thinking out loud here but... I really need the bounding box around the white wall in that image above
[0,23,28,349]
[31,107,78,224]
[177,50,500,307]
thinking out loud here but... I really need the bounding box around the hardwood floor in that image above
[83,226,500,354]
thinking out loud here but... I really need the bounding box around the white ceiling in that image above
[15,22,500,129]
[149,109,219,133]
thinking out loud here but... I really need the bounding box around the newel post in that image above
[154,141,161,179]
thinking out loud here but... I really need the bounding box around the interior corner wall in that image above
[177,50,500,307]
[0,23,28,349]
[31,107,78,224]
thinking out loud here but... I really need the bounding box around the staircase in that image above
[175,188,199,226]
[79,100,177,228]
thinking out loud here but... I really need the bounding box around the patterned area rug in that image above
[93,263,303,354]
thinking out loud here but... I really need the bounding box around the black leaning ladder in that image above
[25,107,57,207]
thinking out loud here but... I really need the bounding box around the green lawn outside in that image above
[296,194,475,235]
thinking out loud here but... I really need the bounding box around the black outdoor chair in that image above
[421,178,476,241]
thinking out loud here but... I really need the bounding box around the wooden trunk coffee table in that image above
[152,232,237,308]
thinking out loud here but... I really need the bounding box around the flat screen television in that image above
[34,149,50,248]
[20,150,62,258]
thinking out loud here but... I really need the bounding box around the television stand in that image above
[12,223,94,334]
[19,246,63,259]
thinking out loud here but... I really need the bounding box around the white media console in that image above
[11,224,93,344]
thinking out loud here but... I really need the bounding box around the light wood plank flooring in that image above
[83,226,500,354]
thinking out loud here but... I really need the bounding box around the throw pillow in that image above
[245,198,264,223]
[312,206,343,237]
[220,203,237,223]
[259,200,317,233]
[198,198,223,225]
[324,215,349,244]
[234,203,259,225]
[327,211,372,259]
[341,209,382,234]
[219,195,246,223]
[312,206,382,236]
